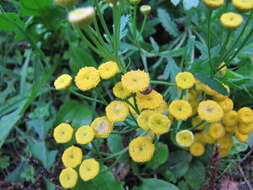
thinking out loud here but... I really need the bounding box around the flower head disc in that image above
[218,97,234,112]
[238,123,253,135]
[59,167,78,188]
[98,61,119,80]
[208,123,225,139]
[198,100,224,122]
[137,110,155,130]
[79,158,100,181]
[113,82,131,99]
[75,126,95,144]
[190,142,205,157]
[238,107,253,123]
[203,0,224,9]
[136,90,163,110]
[106,101,129,122]
[176,130,194,147]
[62,146,83,168]
[222,111,238,127]
[54,74,72,90]
[75,67,100,91]
[169,100,192,120]
[68,7,95,27]
[91,117,113,138]
[220,12,243,30]
[148,113,171,135]
[54,123,73,143]
[129,136,155,163]
[175,72,196,89]
[232,0,253,11]
[121,70,150,93]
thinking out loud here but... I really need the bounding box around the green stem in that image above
[219,31,233,62]
[112,127,137,134]
[140,14,147,35]
[150,80,176,86]
[188,120,206,131]
[68,89,106,105]
[91,141,103,159]
[98,147,129,161]
[132,5,137,43]
[223,10,253,61]
[227,26,253,63]
[207,9,214,76]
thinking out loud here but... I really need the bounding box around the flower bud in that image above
[68,7,95,28]
[140,5,151,15]
[54,0,77,7]
[129,0,141,5]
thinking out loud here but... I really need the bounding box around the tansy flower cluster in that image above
[203,0,253,30]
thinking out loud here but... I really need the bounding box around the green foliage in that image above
[133,178,180,190]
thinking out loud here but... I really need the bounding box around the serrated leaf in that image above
[194,73,228,95]
[171,0,181,6]
[157,9,179,38]
[183,0,200,10]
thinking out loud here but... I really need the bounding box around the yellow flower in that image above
[121,70,150,93]
[232,0,253,11]
[208,123,225,139]
[152,100,168,114]
[54,0,77,7]
[68,7,95,27]
[198,82,217,96]
[190,142,205,157]
[220,12,243,30]
[175,72,196,89]
[238,107,253,123]
[222,111,238,127]
[62,146,83,168]
[79,158,100,181]
[113,82,131,99]
[198,100,224,123]
[136,90,163,110]
[224,125,236,134]
[169,100,192,120]
[218,97,234,112]
[235,128,248,143]
[106,101,129,122]
[75,126,95,144]
[91,116,113,138]
[59,167,78,188]
[219,148,231,157]
[75,67,100,91]
[54,74,72,90]
[98,61,119,80]
[148,113,171,134]
[217,135,233,150]
[176,130,194,147]
[200,131,216,144]
[238,122,253,135]
[137,110,155,130]
[191,116,206,130]
[203,0,224,9]
[129,136,155,163]
[54,123,73,143]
